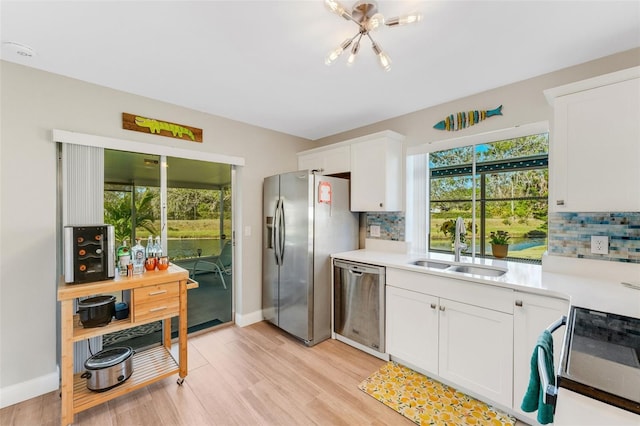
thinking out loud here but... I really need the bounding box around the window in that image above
[428,133,548,262]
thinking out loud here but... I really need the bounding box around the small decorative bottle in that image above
[116,239,130,277]
[145,235,155,259]
[153,236,163,258]
[131,239,145,274]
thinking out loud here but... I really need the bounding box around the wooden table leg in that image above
[162,318,171,351]
[60,299,74,426]
[178,279,188,379]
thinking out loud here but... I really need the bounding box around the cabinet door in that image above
[386,286,439,374]
[298,152,324,172]
[298,146,350,175]
[438,298,513,407]
[551,78,640,212]
[322,145,350,175]
[513,292,569,422]
[350,137,402,211]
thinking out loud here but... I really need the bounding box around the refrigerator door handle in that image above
[278,199,286,265]
[273,199,281,266]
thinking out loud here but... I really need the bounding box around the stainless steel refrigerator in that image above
[263,170,358,346]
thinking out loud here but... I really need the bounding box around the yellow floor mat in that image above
[358,361,516,426]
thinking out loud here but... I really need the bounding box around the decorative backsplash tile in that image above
[548,212,640,263]
[368,210,639,264]
[366,212,405,241]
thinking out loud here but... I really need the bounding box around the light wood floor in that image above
[1,321,416,426]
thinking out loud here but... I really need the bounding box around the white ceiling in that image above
[2,1,639,141]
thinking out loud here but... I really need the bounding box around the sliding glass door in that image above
[102,149,233,350]
[166,156,233,330]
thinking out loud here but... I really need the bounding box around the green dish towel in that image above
[521,329,555,424]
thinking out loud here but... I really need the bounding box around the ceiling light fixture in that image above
[324,0,422,71]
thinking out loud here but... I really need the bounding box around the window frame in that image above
[406,121,549,262]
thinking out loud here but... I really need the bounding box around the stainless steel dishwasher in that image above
[333,259,385,354]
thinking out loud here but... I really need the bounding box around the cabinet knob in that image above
[556,200,565,206]
[515,300,523,307]
[430,303,437,309]
[379,202,383,208]
[439,305,445,311]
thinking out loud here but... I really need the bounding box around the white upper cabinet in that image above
[545,67,640,212]
[297,130,405,212]
[297,144,351,176]
[350,131,404,212]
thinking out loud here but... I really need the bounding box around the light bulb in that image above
[347,36,362,67]
[324,0,340,13]
[324,38,353,66]
[385,12,423,26]
[377,51,391,72]
[324,0,350,20]
[365,13,384,31]
[370,39,391,72]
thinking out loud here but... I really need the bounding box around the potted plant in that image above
[489,230,510,258]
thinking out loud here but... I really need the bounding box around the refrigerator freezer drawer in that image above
[333,259,386,353]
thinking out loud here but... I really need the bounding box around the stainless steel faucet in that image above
[453,217,467,262]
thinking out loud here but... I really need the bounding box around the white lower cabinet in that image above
[386,286,439,374]
[439,298,514,407]
[385,269,514,408]
[513,292,569,424]
[385,267,570,419]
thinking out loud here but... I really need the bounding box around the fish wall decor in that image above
[433,105,503,131]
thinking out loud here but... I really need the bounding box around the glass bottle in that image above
[153,236,163,258]
[131,238,145,274]
[145,235,155,259]
[116,239,130,277]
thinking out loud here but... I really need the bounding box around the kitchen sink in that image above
[410,260,452,269]
[447,265,507,277]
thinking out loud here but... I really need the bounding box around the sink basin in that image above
[410,260,451,269]
[447,265,507,277]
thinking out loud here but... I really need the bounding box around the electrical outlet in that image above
[370,225,381,237]
[590,235,609,255]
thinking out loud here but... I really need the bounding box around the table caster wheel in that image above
[177,378,185,386]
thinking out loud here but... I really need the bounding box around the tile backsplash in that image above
[365,212,405,241]
[548,212,640,263]
[367,211,640,264]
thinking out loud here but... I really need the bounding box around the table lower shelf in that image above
[72,345,179,413]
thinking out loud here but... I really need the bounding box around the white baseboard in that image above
[0,369,59,409]
[235,310,264,327]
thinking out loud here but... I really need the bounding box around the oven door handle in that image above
[538,315,567,405]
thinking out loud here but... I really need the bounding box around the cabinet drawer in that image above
[134,298,179,322]
[134,283,179,304]
[133,283,180,322]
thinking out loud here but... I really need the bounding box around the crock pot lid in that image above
[85,346,133,369]
[78,295,116,308]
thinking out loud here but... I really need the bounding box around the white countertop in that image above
[331,247,640,318]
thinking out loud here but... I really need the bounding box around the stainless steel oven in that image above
[549,307,640,425]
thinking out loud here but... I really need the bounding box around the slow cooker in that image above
[81,346,134,391]
[77,295,115,328]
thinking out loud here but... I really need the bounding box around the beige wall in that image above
[0,61,310,399]
[314,48,640,148]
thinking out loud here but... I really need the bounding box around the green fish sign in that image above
[434,105,503,131]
